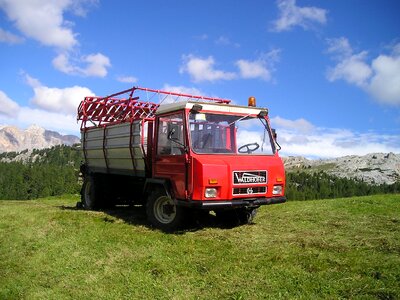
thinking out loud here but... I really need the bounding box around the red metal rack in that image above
[77,86,231,129]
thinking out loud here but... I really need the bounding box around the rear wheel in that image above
[81,175,101,210]
[146,189,186,231]
[237,207,258,224]
[216,208,258,227]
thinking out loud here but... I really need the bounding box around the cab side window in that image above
[157,113,184,155]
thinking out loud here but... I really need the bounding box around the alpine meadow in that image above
[0,194,399,299]
[1,0,400,298]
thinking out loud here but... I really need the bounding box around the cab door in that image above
[153,112,187,199]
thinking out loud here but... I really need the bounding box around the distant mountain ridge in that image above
[283,153,400,185]
[1,125,399,186]
[0,125,80,153]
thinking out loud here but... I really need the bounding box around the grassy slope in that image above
[0,195,399,299]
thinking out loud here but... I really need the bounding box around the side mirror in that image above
[167,124,179,140]
[272,128,277,140]
[167,124,187,153]
[272,128,281,151]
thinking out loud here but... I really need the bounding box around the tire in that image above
[216,208,258,227]
[81,175,101,210]
[237,207,258,224]
[146,189,186,231]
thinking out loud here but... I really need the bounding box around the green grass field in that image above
[1,194,399,299]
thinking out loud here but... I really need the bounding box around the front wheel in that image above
[146,190,186,231]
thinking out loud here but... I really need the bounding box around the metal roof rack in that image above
[77,86,231,129]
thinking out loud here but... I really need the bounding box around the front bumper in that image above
[176,196,286,209]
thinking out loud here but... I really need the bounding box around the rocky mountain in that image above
[1,125,399,186]
[0,125,80,153]
[283,153,400,185]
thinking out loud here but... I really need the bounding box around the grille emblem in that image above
[233,170,267,185]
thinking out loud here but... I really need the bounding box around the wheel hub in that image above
[154,196,176,224]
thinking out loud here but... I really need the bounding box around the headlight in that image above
[272,185,283,195]
[205,188,217,198]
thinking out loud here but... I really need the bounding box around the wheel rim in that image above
[153,196,176,224]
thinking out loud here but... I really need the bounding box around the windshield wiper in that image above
[228,113,252,126]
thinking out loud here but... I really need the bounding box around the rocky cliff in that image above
[283,153,400,185]
[0,125,79,153]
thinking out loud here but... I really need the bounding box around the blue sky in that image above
[0,0,399,158]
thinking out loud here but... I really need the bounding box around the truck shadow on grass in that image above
[59,204,253,233]
[102,206,253,233]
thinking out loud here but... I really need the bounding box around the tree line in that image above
[0,145,82,200]
[0,145,399,200]
[286,171,400,201]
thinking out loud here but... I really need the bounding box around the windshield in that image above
[189,112,275,155]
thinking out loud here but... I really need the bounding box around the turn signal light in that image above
[208,178,218,184]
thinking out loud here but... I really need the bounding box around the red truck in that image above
[77,87,286,230]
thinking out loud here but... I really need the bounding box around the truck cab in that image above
[148,101,286,229]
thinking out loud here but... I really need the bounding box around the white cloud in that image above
[326,38,400,105]
[69,0,98,17]
[270,116,400,158]
[83,53,111,77]
[0,106,80,135]
[272,116,314,133]
[215,36,240,48]
[236,50,280,81]
[180,52,281,83]
[162,84,203,96]
[117,76,138,84]
[52,52,111,77]
[326,37,353,58]
[24,74,41,88]
[0,90,20,117]
[236,60,271,81]
[157,84,204,104]
[0,28,24,44]
[25,74,94,114]
[0,73,95,135]
[0,0,106,77]
[368,53,400,105]
[180,55,237,82]
[0,0,78,49]
[327,51,372,87]
[17,107,79,134]
[271,0,327,32]
[215,36,230,46]
[52,53,75,74]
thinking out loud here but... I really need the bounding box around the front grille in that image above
[233,186,266,196]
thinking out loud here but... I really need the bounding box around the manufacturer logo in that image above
[246,188,254,194]
[233,170,267,185]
